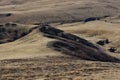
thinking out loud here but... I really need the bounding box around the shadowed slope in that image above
[39,24,120,62]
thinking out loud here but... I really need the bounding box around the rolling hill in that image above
[0,0,120,80]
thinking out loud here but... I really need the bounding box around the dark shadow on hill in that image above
[38,24,120,63]
[84,16,109,23]
[0,13,12,18]
[0,23,38,44]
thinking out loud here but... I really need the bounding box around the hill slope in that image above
[0,0,120,80]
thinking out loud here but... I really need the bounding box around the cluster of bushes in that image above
[39,25,119,62]
[39,24,98,49]
[0,23,29,43]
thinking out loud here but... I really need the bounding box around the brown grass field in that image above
[0,0,120,80]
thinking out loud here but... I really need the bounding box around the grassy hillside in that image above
[0,0,120,80]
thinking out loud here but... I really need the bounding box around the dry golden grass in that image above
[1,56,120,80]
[0,0,120,80]
[65,29,111,37]
[57,21,120,54]
[1,0,120,24]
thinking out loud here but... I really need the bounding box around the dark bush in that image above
[21,32,27,37]
[39,25,63,36]
[0,25,3,27]
[0,27,6,32]
[0,34,4,39]
[97,39,110,46]
[11,23,17,27]
[84,17,98,22]
[6,13,12,17]
[108,47,117,53]
[5,23,11,26]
